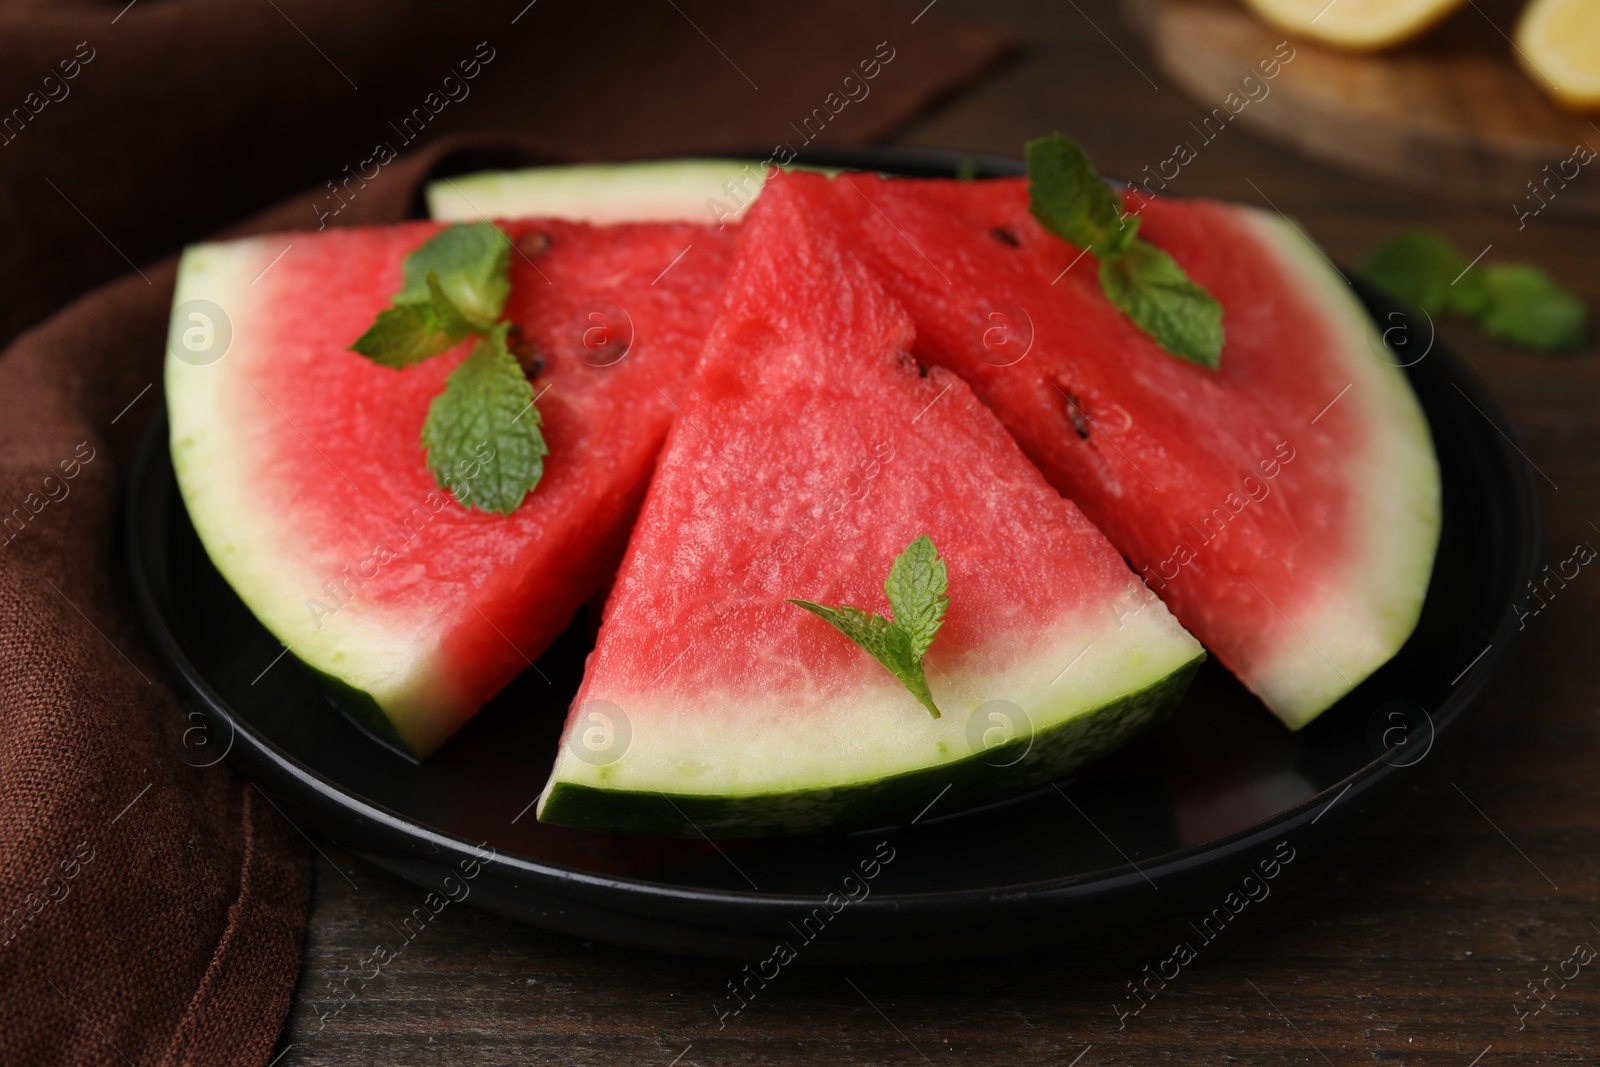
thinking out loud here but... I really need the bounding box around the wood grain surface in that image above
[278,1,1600,1062]
[1123,0,1600,218]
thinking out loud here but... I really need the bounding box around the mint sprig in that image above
[422,324,547,515]
[1357,230,1478,318]
[1026,133,1224,369]
[789,535,949,718]
[393,222,510,329]
[1358,230,1588,353]
[350,223,547,512]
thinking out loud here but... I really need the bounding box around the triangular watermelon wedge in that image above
[536,174,1205,837]
[765,171,1441,729]
[166,214,737,755]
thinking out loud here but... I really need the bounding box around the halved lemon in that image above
[1516,0,1600,111]
[1241,0,1467,52]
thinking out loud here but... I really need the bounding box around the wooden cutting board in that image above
[1121,0,1600,219]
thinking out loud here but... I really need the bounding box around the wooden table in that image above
[278,1,1600,1061]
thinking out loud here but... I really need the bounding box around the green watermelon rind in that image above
[536,560,1206,839]
[306,664,412,752]
[539,652,1203,838]
[426,159,844,229]
[426,159,771,228]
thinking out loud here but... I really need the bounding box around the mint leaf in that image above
[1449,269,1491,320]
[1479,263,1588,352]
[883,534,948,661]
[396,223,510,329]
[350,303,459,367]
[787,601,893,661]
[350,270,484,367]
[421,324,547,514]
[1356,230,1470,317]
[1026,134,1139,258]
[1027,133,1223,368]
[424,271,477,338]
[879,623,939,719]
[788,536,949,718]
[1100,240,1225,369]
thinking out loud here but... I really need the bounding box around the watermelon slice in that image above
[166,214,737,755]
[535,174,1205,838]
[761,172,1441,729]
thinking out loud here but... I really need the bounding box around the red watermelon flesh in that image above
[771,171,1440,727]
[166,218,737,755]
[536,174,1204,837]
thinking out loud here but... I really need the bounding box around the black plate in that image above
[125,149,1539,963]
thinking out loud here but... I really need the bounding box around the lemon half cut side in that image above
[1516,0,1600,111]
[1242,0,1467,52]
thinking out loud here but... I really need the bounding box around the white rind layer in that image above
[1236,209,1441,728]
[427,159,768,227]
[540,590,1201,803]
[166,240,469,754]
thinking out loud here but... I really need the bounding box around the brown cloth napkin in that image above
[0,1,1012,1063]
